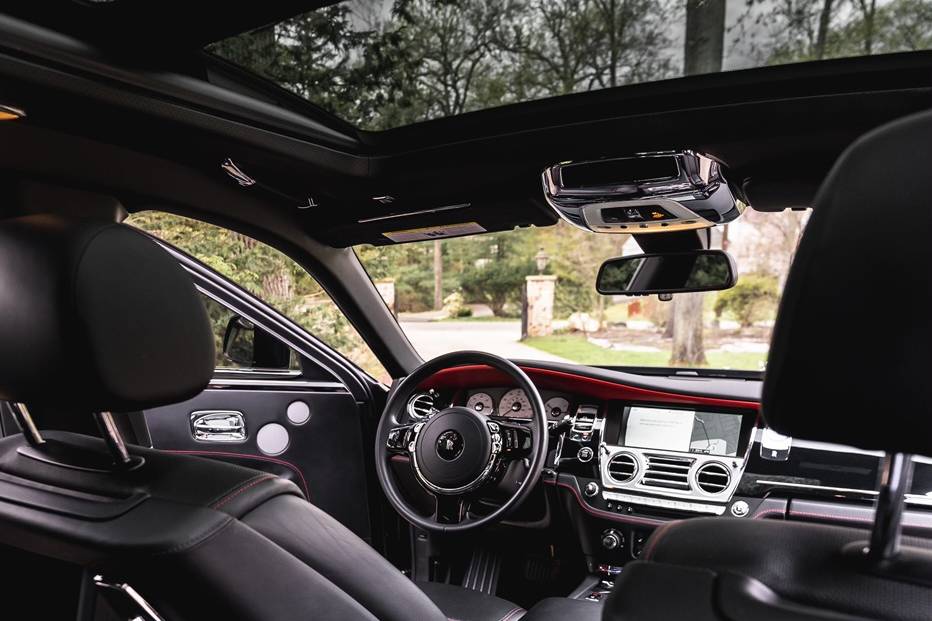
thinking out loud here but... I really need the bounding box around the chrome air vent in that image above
[407,392,438,420]
[642,454,693,491]
[607,453,638,484]
[695,462,731,495]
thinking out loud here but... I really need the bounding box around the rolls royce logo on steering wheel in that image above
[436,430,465,461]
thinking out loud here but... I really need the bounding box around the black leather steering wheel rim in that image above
[375,351,549,533]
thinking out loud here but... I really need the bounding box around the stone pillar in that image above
[375,279,397,317]
[523,275,557,338]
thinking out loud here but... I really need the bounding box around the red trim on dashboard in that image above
[421,365,759,410]
[161,449,311,500]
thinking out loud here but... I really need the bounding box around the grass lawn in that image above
[523,334,766,371]
[439,315,516,322]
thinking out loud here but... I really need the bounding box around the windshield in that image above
[356,211,807,372]
[208,0,932,131]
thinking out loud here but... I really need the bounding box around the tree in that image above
[433,239,443,310]
[669,0,726,367]
[460,259,532,315]
[492,0,676,98]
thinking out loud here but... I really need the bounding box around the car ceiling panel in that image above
[1,24,932,247]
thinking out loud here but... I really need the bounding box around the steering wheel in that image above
[375,351,549,533]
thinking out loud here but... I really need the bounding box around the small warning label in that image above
[382,222,487,243]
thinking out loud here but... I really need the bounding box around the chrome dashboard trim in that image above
[601,490,726,515]
[599,443,746,509]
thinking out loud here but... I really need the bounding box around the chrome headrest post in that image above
[11,402,44,446]
[866,453,913,564]
[92,411,133,467]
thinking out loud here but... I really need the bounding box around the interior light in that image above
[0,105,26,121]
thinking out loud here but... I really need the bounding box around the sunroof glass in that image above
[208,0,932,131]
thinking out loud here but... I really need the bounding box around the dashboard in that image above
[406,361,932,566]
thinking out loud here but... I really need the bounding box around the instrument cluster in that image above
[464,388,571,420]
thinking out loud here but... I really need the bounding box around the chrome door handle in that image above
[190,410,247,443]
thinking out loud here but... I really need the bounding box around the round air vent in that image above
[696,462,731,495]
[607,452,638,484]
[407,392,438,420]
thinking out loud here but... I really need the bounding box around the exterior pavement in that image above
[398,320,571,363]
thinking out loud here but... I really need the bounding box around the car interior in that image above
[1,2,932,620]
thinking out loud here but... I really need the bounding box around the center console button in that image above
[601,530,624,551]
[577,446,594,462]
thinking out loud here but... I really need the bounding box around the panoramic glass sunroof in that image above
[208,0,932,131]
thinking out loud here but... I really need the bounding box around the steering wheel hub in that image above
[411,407,500,495]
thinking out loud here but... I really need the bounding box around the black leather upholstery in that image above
[0,430,530,621]
[761,109,932,454]
[0,215,214,413]
[608,518,932,621]
[519,597,601,621]
[416,582,525,621]
[0,216,526,620]
[606,110,932,620]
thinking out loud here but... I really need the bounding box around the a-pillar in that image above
[375,279,397,317]
[522,275,557,339]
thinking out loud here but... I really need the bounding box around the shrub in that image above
[713,274,779,327]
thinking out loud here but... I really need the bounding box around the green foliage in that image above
[713,274,779,327]
[126,212,387,381]
[460,258,534,316]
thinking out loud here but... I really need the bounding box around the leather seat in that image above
[606,109,932,620]
[0,216,524,621]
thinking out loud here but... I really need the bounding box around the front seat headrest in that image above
[0,215,215,413]
[762,109,932,455]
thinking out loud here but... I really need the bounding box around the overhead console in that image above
[599,404,757,515]
[541,151,746,234]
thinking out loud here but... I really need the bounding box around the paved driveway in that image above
[399,320,571,363]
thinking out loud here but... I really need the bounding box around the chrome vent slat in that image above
[641,454,693,492]
[407,392,437,420]
[607,452,638,484]
[696,462,731,494]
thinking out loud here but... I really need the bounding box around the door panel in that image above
[145,382,373,539]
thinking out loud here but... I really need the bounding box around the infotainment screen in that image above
[623,406,743,457]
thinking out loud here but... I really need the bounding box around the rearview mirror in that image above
[596,250,737,295]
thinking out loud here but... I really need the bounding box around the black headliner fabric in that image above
[761,109,932,455]
[0,215,214,413]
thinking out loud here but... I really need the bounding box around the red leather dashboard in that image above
[421,365,760,411]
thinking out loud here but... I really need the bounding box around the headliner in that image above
[0,9,930,249]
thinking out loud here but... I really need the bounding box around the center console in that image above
[600,404,756,515]
[548,400,758,573]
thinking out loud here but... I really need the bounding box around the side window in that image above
[126,211,388,382]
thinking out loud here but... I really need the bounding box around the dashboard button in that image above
[577,446,594,462]
[730,500,750,517]
[584,481,600,497]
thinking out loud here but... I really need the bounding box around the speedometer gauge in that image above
[499,389,532,418]
[544,396,570,419]
[466,392,494,414]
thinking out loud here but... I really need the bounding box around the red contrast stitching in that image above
[642,520,680,561]
[212,475,276,509]
[752,509,786,520]
[162,449,311,500]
